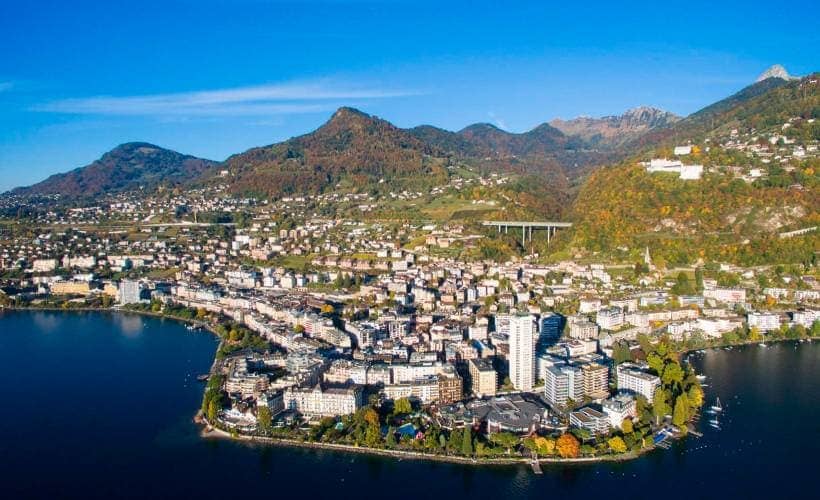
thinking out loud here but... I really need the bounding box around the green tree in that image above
[257,406,272,434]
[207,399,219,423]
[671,272,695,296]
[661,362,684,387]
[612,342,632,364]
[461,426,473,456]
[364,423,382,448]
[652,388,671,424]
[385,426,397,448]
[489,432,519,454]
[393,397,413,416]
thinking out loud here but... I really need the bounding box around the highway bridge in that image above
[482,220,572,246]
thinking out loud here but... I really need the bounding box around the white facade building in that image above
[508,314,535,391]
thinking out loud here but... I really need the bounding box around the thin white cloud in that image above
[34,80,418,117]
[487,111,507,130]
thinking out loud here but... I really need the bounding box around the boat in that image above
[708,420,721,429]
[710,397,723,413]
[759,342,767,347]
[696,375,707,381]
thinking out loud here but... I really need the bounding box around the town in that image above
[1,155,817,463]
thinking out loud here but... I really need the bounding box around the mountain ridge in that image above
[11,142,217,198]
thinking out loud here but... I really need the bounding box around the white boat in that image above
[759,342,766,347]
[710,397,723,413]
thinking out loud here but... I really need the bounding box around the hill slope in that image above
[224,107,451,197]
[570,74,820,266]
[631,74,809,149]
[11,142,216,198]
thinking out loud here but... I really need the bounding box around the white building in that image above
[544,365,583,407]
[118,279,143,305]
[792,310,817,328]
[602,393,637,428]
[596,307,624,331]
[747,312,781,332]
[616,363,660,400]
[508,314,535,391]
[283,385,363,418]
[569,406,610,434]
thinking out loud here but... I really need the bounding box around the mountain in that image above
[223,107,450,197]
[634,72,815,149]
[11,143,216,198]
[756,64,798,82]
[570,73,820,266]
[550,106,680,149]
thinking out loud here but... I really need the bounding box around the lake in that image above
[0,310,817,499]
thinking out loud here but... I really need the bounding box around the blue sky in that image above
[1,0,818,191]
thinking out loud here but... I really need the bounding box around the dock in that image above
[530,460,543,475]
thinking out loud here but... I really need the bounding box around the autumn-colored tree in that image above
[362,408,379,427]
[556,433,580,458]
[607,436,628,454]
[687,384,704,409]
[621,418,634,434]
[653,387,671,424]
[673,396,689,427]
[748,326,761,342]
[534,436,555,456]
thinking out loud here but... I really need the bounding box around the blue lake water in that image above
[0,310,817,499]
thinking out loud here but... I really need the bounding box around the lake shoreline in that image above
[196,417,650,467]
[5,307,815,467]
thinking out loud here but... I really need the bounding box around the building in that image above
[50,281,93,295]
[32,258,58,273]
[569,319,599,340]
[704,288,746,304]
[538,313,564,349]
[437,371,464,404]
[119,279,143,305]
[508,314,535,391]
[383,376,439,404]
[616,363,660,400]
[581,363,609,399]
[544,365,583,408]
[283,385,363,418]
[258,391,285,417]
[747,312,781,332]
[596,307,624,331]
[468,358,498,397]
[569,406,610,434]
[602,393,637,428]
[792,310,818,328]
[438,394,549,435]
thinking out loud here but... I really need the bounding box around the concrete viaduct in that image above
[482,220,572,246]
